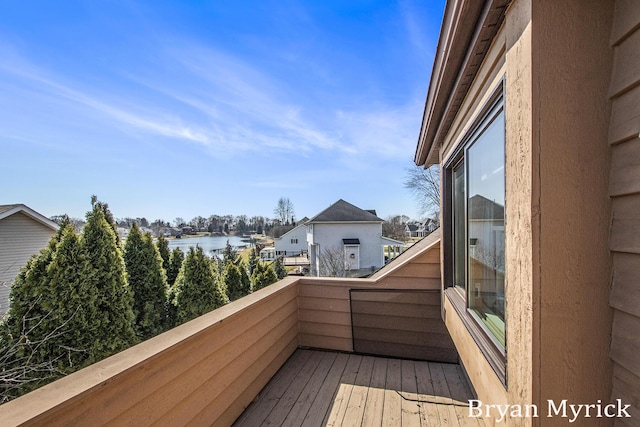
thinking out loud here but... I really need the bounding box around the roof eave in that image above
[415,0,510,167]
[0,204,59,231]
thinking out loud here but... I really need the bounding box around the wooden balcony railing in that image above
[0,234,443,426]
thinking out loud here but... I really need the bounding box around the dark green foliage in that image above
[124,223,168,340]
[90,195,120,245]
[156,234,170,273]
[251,263,278,291]
[166,247,184,287]
[171,247,228,325]
[222,240,239,266]
[0,231,61,398]
[248,247,259,275]
[45,226,97,370]
[238,262,252,296]
[225,262,251,301]
[0,224,98,399]
[82,203,137,359]
[273,257,288,280]
[1,200,141,402]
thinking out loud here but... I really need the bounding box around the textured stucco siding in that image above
[435,1,616,426]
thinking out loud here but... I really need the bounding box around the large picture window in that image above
[466,112,505,347]
[444,84,506,375]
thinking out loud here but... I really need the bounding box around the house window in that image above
[291,238,298,244]
[444,83,506,381]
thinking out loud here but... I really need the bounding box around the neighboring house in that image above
[406,220,438,238]
[405,223,419,238]
[0,204,58,317]
[306,199,403,277]
[258,247,276,262]
[414,0,639,421]
[422,218,438,234]
[273,221,308,256]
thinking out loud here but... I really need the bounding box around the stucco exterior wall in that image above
[436,1,615,425]
[531,2,614,421]
[0,212,56,316]
[504,0,534,424]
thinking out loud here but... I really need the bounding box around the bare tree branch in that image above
[403,164,440,217]
[318,245,347,277]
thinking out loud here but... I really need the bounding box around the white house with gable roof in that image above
[273,218,309,256]
[306,199,403,277]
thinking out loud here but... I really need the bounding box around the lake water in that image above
[167,235,254,256]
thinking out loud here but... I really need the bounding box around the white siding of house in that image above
[274,225,308,255]
[0,212,56,316]
[311,223,384,271]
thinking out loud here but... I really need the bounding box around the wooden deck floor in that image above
[234,349,485,427]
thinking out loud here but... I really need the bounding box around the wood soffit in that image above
[415,0,510,167]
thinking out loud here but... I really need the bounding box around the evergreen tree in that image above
[238,261,252,295]
[166,247,184,287]
[124,223,168,340]
[156,234,170,273]
[222,240,239,266]
[248,247,259,275]
[0,222,97,398]
[0,223,67,397]
[251,263,278,291]
[171,247,228,325]
[262,266,278,289]
[273,257,288,280]
[250,262,265,291]
[3,217,71,340]
[90,195,120,245]
[225,262,251,301]
[45,225,97,371]
[82,202,137,359]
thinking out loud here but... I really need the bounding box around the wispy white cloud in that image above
[0,49,209,145]
[0,36,418,169]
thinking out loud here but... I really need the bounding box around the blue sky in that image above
[0,0,445,223]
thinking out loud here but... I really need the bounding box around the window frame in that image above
[442,81,507,386]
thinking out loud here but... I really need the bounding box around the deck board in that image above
[234,349,484,427]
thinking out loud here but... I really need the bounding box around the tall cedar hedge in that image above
[224,262,251,301]
[171,246,228,325]
[155,234,170,273]
[124,223,168,340]
[82,202,137,359]
[166,247,184,287]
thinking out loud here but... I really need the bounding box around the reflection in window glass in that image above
[453,162,466,290]
[467,112,505,347]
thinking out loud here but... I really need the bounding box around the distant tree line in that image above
[0,197,287,403]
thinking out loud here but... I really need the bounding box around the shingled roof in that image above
[307,199,383,223]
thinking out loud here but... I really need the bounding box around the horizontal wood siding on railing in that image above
[0,234,449,425]
[0,278,300,427]
[351,290,457,363]
[608,1,640,424]
[298,237,448,360]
